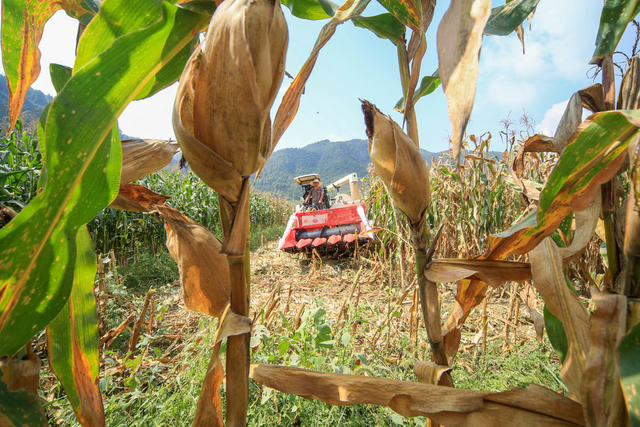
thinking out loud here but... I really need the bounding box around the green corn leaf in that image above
[542,272,582,369]
[376,0,421,31]
[487,110,640,259]
[0,0,209,356]
[394,69,439,113]
[483,0,540,36]
[135,37,198,100]
[0,0,97,129]
[352,13,405,45]
[47,227,103,426]
[281,0,337,20]
[50,64,73,94]
[543,306,567,363]
[75,0,204,100]
[0,371,46,426]
[592,0,640,63]
[620,322,640,426]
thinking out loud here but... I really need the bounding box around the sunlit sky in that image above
[10,0,640,152]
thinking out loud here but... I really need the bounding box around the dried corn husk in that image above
[173,0,288,202]
[121,139,178,184]
[361,100,430,225]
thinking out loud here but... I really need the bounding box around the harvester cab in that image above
[278,173,374,255]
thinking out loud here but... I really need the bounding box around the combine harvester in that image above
[278,173,374,256]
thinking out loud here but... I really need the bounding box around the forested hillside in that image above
[253,139,498,200]
[0,74,52,129]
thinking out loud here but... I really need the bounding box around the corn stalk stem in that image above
[603,182,621,287]
[601,55,622,287]
[219,194,251,427]
[412,223,448,368]
[396,43,419,146]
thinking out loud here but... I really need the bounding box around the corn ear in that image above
[361,100,430,225]
[173,0,288,201]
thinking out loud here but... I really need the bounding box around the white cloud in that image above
[536,98,591,136]
[536,99,568,135]
[476,0,601,116]
[484,77,538,109]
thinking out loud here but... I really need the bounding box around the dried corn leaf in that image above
[266,0,368,167]
[0,351,46,426]
[512,134,558,178]
[484,384,584,426]
[552,92,583,153]
[619,56,640,110]
[403,33,426,138]
[529,238,590,401]
[194,305,251,426]
[108,184,169,213]
[437,0,491,166]
[157,205,230,318]
[624,135,640,256]
[581,293,629,427]
[578,83,605,113]
[121,139,179,184]
[362,100,429,225]
[413,360,451,385]
[442,278,483,356]
[249,364,585,425]
[424,259,531,286]
[558,187,601,262]
[219,180,251,257]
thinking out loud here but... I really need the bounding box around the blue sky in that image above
[22,1,640,152]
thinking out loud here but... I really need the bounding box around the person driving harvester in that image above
[304,178,326,210]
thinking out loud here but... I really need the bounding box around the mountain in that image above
[0,74,53,130]
[253,139,483,200]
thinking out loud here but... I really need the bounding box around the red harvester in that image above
[278,173,374,255]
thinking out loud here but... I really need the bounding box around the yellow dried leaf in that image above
[437,0,491,166]
[413,360,451,385]
[157,205,230,318]
[618,56,640,110]
[194,305,251,426]
[529,238,590,402]
[250,364,585,426]
[424,259,531,286]
[581,293,629,427]
[108,184,170,212]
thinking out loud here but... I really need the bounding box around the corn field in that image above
[1,0,640,426]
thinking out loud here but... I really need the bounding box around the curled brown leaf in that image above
[437,0,491,166]
[157,205,230,318]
